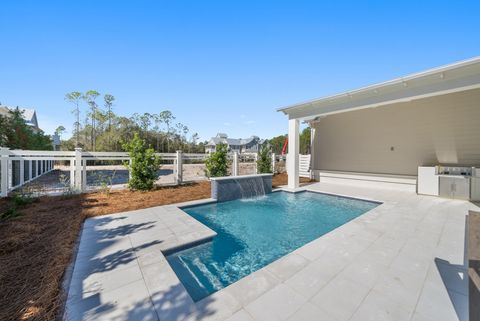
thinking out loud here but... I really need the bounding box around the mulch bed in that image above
[0,181,210,321]
[0,173,310,321]
[272,172,313,188]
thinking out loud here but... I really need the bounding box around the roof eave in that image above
[277,56,480,117]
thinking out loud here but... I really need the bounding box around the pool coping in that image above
[65,187,386,321]
[66,183,477,321]
[210,173,273,181]
[163,188,383,303]
[150,187,386,319]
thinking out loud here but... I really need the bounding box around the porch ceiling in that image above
[278,57,480,121]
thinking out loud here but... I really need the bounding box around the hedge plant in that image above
[205,144,229,177]
[257,146,272,173]
[123,133,161,191]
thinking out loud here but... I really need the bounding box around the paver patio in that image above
[65,182,479,321]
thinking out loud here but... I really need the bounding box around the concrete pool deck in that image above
[65,182,479,321]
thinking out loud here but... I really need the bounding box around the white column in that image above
[254,153,258,175]
[0,151,8,197]
[74,148,82,192]
[232,152,239,176]
[310,124,316,180]
[175,150,183,184]
[271,153,276,174]
[39,159,43,175]
[288,118,300,189]
[29,160,32,181]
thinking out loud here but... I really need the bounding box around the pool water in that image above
[166,191,379,301]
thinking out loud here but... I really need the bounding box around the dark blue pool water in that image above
[166,191,379,301]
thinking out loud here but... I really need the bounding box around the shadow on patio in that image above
[65,213,219,321]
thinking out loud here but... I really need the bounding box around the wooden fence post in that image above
[175,150,183,184]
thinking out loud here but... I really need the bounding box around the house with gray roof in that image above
[206,133,266,154]
[0,105,42,133]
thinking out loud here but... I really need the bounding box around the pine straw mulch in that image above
[0,181,211,321]
[272,172,314,188]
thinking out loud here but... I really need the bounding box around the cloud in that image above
[244,120,255,125]
[223,122,232,127]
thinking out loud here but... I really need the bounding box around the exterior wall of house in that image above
[205,146,215,154]
[206,140,263,154]
[312,88,480,176]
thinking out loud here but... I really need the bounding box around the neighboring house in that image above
[51,133,61,150]
[0,105,42,133]
[279,57,480,190]
[206,133,267,153]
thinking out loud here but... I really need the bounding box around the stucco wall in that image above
[312,88,480,176]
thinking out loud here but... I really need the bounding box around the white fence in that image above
[0,148,210,197]
[0,148,56,197]
[0,148,282,197]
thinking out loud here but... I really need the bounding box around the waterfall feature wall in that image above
[211,174,273,202]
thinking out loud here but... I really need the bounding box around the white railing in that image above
[0,148,281,197]
[0,148,57,197]
[0,148,209,197]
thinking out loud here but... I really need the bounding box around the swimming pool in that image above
[166,191,379,301]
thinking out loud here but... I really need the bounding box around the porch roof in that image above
[278,57,480,121]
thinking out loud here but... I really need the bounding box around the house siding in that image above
[312,88,480,176]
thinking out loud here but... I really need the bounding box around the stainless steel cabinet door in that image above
[439,177,454,198]
[452,177,470,200]
[439,177,470,200]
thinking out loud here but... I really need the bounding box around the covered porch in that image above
[279,57,480,190]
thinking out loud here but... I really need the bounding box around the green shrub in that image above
[11,193,34,207]
[205,144,229,177]
[0,207,19,220]
[257,146,272,174]
[0,193,35,221]
[93,170,116,196]
[123,133,161,191]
